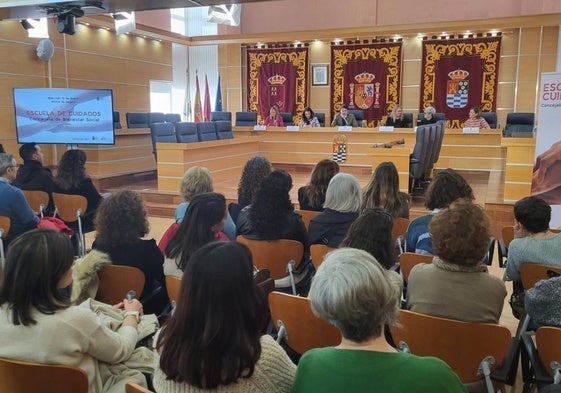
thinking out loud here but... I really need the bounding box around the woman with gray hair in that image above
[292,248,466,393]
[308,173,360,247]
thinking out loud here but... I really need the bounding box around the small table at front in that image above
[371,143,413,193]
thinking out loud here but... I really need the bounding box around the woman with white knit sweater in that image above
[154,241,296,393]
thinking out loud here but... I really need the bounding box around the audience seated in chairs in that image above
[298,159,339,211]
[0,153,39,247]
[405,168,474,255]
[504,196,561,319]
[171,166,235,241]
[53,149,102,233]
[154,241,296,393]
[308,173,360,248]
[362,161,410,219]
[163,192,229,277]
[291,247,466,393]
[0,229,148,393]
[229,156,272,224]
[406,199,506,323]
[340,208,397,270]
[12,143,55,215]
[92,190,169,316]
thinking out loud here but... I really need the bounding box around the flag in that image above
[183,69,191,121]
[193,71,203,123]
[203,74,211,122]
[215,75,223,112]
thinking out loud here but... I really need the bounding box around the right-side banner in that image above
[532,72,561,226]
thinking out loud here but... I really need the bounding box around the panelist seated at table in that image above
[331,104,359,127]
[418,106,438,126]
[299,106,321,128]
[463,107,490,129]
[264,105,284,127]
[385,104,412,128]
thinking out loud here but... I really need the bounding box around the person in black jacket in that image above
[308,173,361,248]
[12,143,55,214]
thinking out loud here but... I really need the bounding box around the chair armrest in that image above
[491,337,520,385]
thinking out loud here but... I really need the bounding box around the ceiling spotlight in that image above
[114,11,135,35]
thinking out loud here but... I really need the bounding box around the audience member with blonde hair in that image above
[292,247,466,393]
[308,173,361,247]
[407,199,506,323]
[362,161,410,218]
[264,105,284,127]
[173,166,235,240]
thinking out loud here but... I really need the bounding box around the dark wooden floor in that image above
[105,166,513,239]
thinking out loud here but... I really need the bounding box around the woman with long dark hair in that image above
[155,241,296,392]
[0,229,145,393]
[298,159,339,211]
[54,149,102,231]
[362,161,410,218]
[164,192,228,277]
[229,156,272,223]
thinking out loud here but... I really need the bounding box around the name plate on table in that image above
[462,127,480,134]
[337,126,352,132]
[286,126,300,132]
[253,125,267,131]
[379,126,395,132]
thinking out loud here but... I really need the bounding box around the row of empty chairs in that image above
[124,112,182,129]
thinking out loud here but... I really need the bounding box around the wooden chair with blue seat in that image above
[268,291,341,355]
[0,357,88,393]
[390,310,519,393]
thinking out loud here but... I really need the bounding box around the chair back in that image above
[269,291,341,354]
[52,193,87,223]
[391,217,410,250]
[96,264,145,305]
[296,209,320,231]
[113,110,122,129]
[235,111,257,126]
[0,357,88,393]
[315,112,325,127]
[211,111,232,122]
[0,216,11,237]
[390,310,512,383]
[147,112,165,124]
[503,112,535,137]
[310,244,335,270]
[536,327,561,379]
[197,122,218,141]
[401,112,413,128]
[280,112,293,126]
[520,263,561,290]
[165,275,182,304]
[164,113,181,123]
[175,122,199,143]
[126,381,152,393]
[348,109,364,126]
[398,252,433,282]
[409,125,434,182]
[126,112,148,128]
[22,190,49,216]
[428,121,445,168]
[236,236,304,279]
[481,112,497,129]
[151,122,176,144]
[215,120,233,139]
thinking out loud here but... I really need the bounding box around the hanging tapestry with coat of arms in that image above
[420,37,501,128]
[247,47,308,124]
[331,42,402,127]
